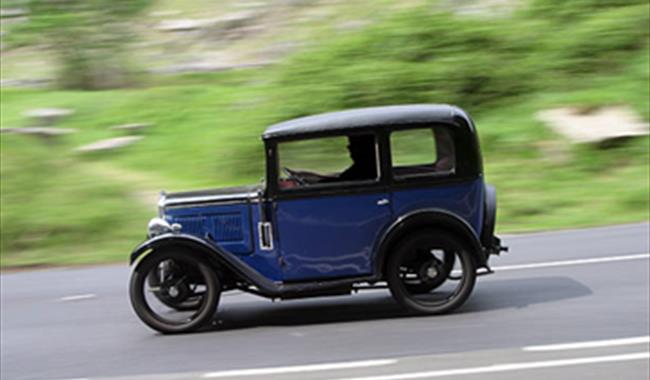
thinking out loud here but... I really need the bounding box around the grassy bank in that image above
[1,0,648,267]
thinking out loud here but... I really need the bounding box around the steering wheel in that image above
[283,167,307,186]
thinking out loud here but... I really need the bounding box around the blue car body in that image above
[131,104,503,298]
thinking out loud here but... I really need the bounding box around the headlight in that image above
[148,217,172,238]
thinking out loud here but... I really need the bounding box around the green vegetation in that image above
[7,0,152,89]
[1,0,649,267]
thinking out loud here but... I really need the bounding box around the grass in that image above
[1,0,649,267]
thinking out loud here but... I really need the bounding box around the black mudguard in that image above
[130,233,281,296]
[481,184,507,255]
[375,209,489,272]
[129,233,375,299]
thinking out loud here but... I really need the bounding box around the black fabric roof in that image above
[262,104,472,140]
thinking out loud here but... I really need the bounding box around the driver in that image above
[338,134,378,181]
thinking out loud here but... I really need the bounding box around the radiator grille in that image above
[172,213,243,242]
[211,213,243,241]
[174,216,204,235]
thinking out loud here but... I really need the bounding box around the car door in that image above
[275,192,391,281]
[273,132,393,281]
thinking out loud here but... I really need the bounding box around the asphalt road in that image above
[2,223,649,380]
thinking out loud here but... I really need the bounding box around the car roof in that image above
[262,104,473,140]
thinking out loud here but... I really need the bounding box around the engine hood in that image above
[159,185,261,209]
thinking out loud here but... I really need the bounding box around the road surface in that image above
[1,223,649,380]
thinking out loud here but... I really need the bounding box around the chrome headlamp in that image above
[147,217,172,238]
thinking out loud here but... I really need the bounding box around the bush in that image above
[272,1,648,120]
[13,0,152,90]
[543,4,650,74]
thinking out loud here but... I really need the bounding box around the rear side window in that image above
[390,127,455,179]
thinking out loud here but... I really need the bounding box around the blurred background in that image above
[1,0,648,268]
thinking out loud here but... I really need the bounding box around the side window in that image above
[390,127,456,179]
[277,133,379,190]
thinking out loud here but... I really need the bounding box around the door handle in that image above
[377,198,390,206]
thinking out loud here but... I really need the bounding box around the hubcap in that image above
[417,258,442,283]
[426,266,438,279]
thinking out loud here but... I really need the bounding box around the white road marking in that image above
[58,294,97,302]
[492,253,649,272]
[334,352,650,380]
[202,359,396,378]
[523,336,650,352]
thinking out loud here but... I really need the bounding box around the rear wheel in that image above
[129,249,220,334]
[403,250,455,294]
[386,231,476,314]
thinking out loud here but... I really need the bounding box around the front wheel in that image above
[129,249,220,334]
[386,231,477,314]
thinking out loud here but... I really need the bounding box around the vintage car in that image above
[129,104,506,333]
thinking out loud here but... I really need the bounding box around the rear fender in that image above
[481,184,497,248]
[375,209,488,274]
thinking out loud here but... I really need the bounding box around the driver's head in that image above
[347,135,375,163]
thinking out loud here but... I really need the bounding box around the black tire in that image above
[386,230,476,314]
[129,249,220,334]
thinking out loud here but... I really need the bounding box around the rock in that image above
[157,18,216,32]
[536,106,649,145]
[1,127,77,137]
[23,108,74,126]
[156,12,258,33]
[0,78,52,89]
[0,16,28,26]
[75,136,143,153]
[109,123,153,132]
[0,8,29,18]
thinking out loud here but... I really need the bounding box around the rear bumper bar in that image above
[485,235,508,256]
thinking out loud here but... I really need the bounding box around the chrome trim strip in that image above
[161,192,259,207]
[164,199,260,210]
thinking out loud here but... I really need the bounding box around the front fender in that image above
[130,233,217,265]
[129,233,280,296]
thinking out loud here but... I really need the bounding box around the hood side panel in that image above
[164,203,254,255]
